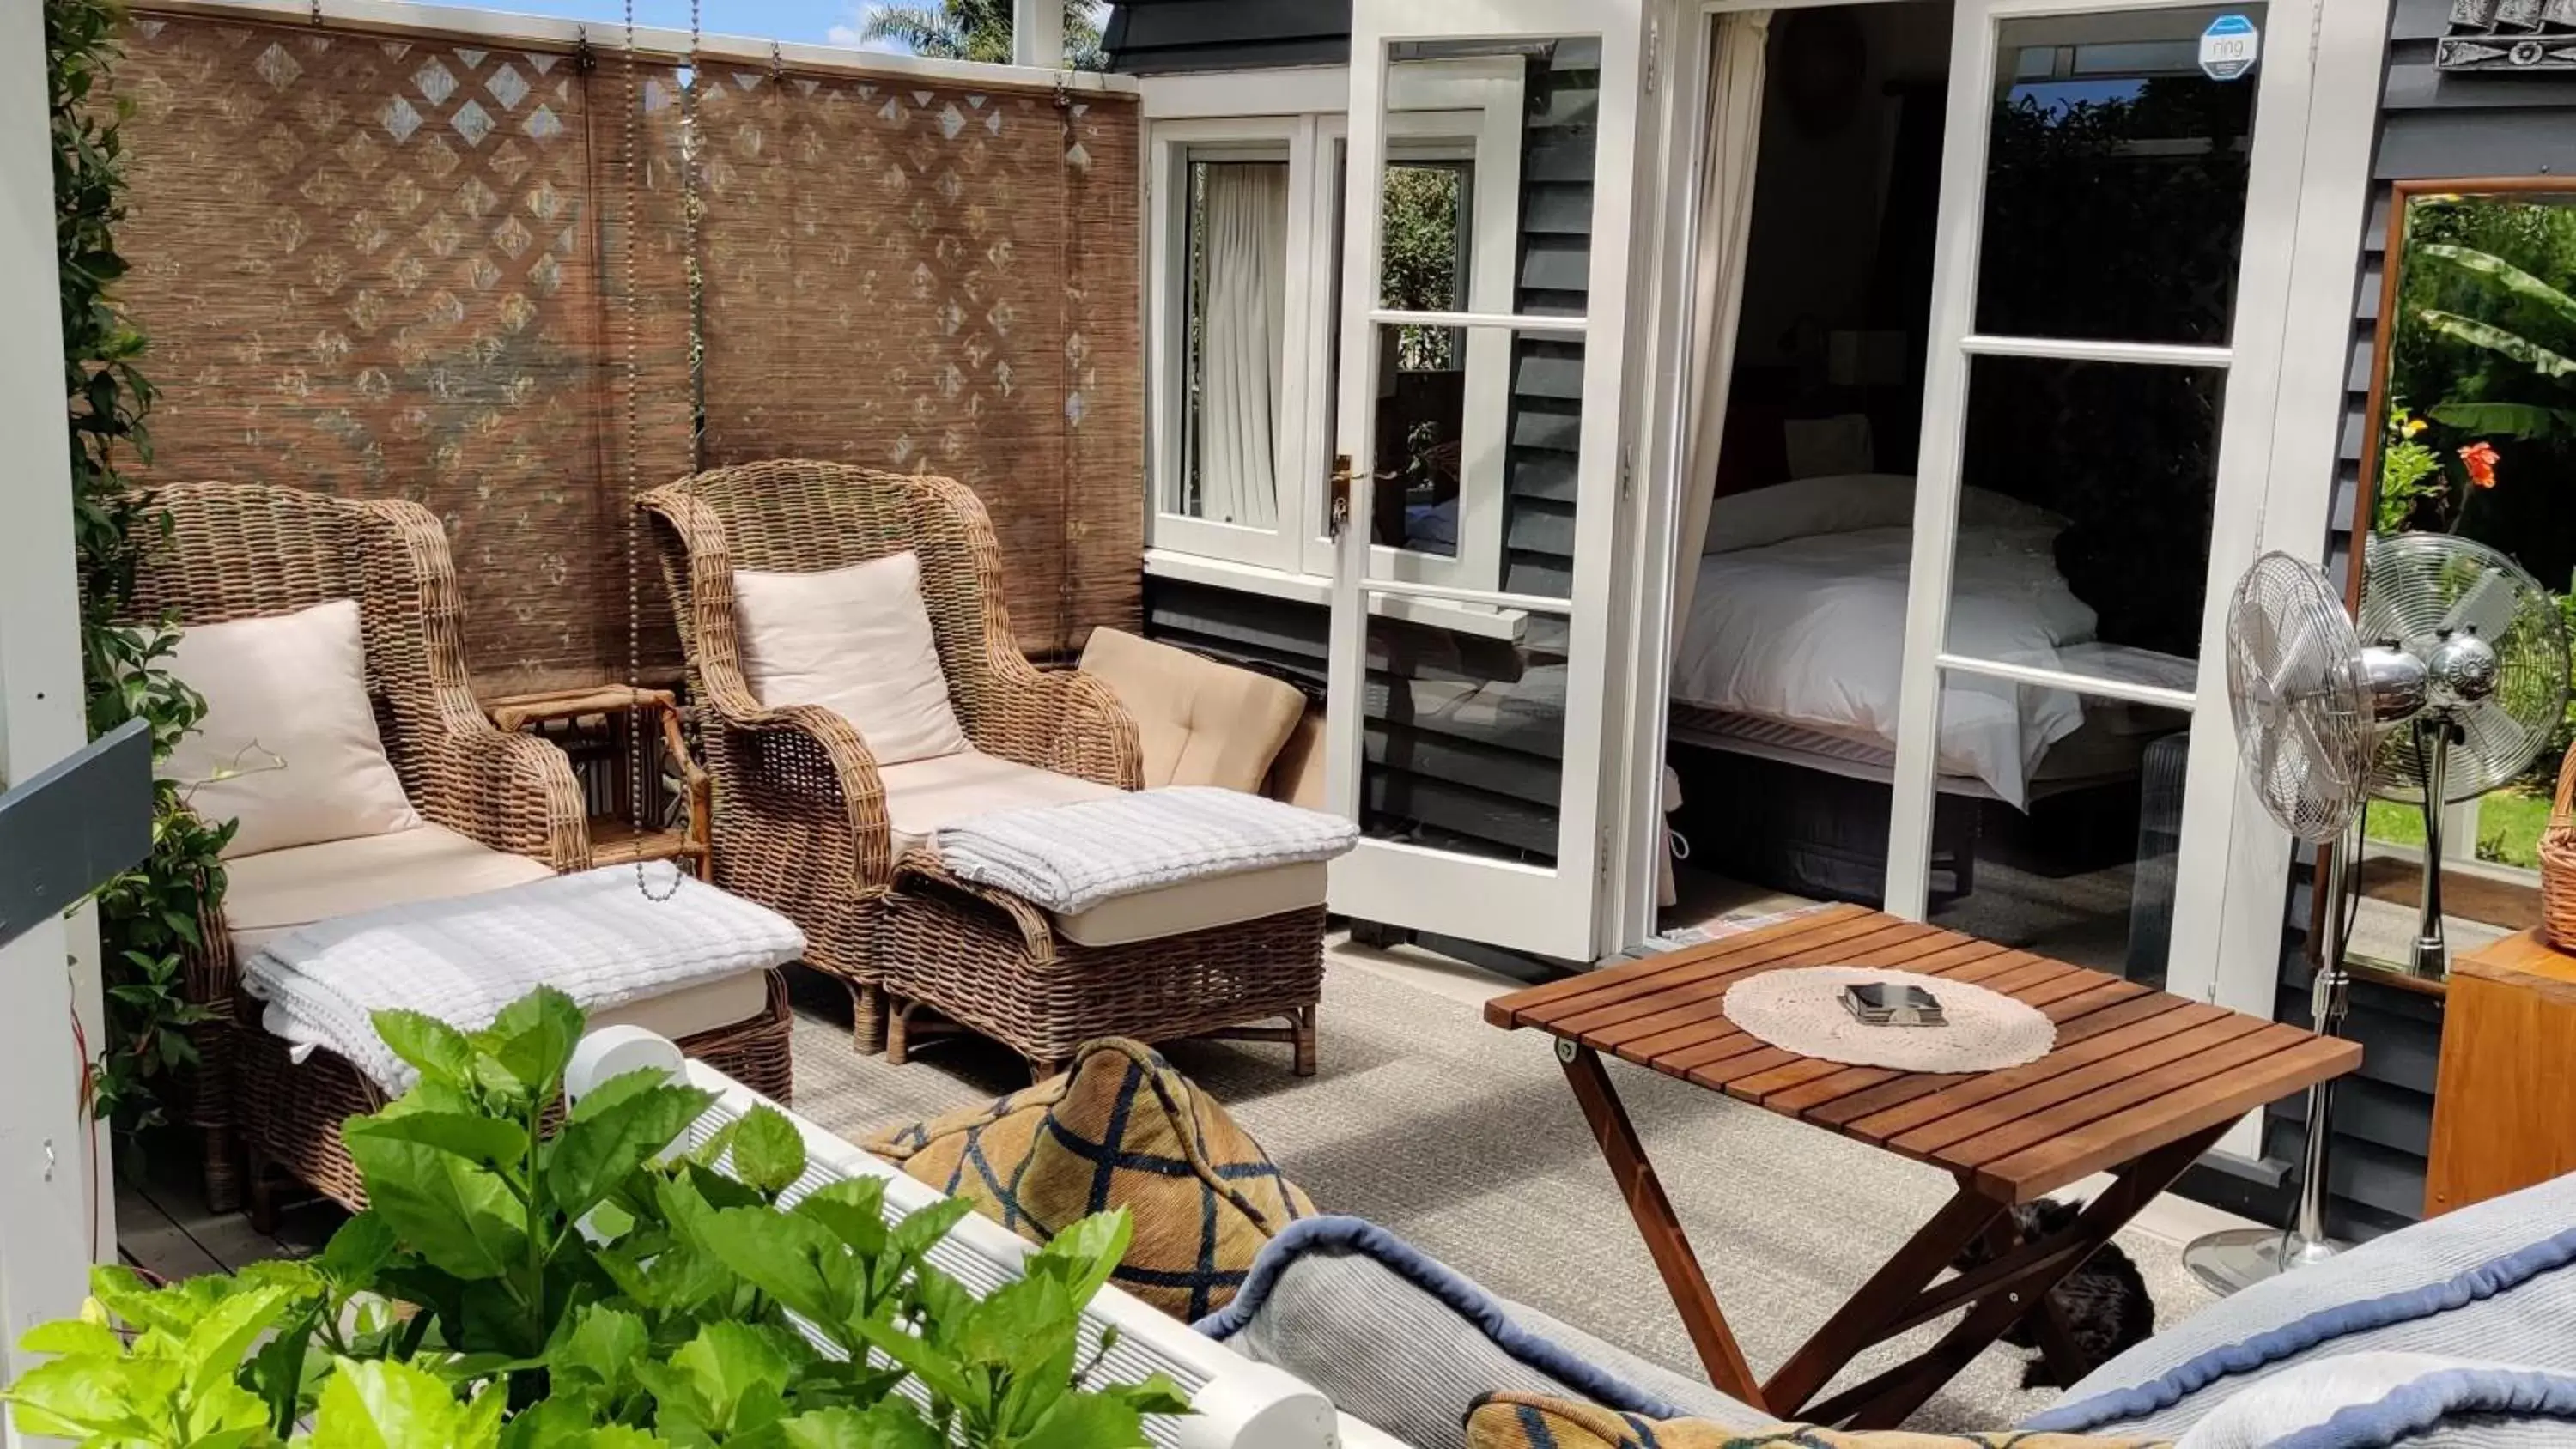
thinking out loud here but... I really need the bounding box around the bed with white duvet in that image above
[1670,475,2101,810]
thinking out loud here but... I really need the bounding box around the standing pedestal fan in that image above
[2184,538,2565,1294]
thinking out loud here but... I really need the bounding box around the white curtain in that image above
[1196,162,1289,529]
[1663,11,1771,907]
[1670,11,1771,637]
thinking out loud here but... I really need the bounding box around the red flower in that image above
[2461,440,2500,489]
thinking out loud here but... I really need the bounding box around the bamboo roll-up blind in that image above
[110,14,696,693]
[107,9,1141,686]
[690,68,1143,657]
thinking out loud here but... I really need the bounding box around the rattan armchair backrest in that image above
[643,459,1025,717]
[118,480,484,806]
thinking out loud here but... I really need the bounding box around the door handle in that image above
[1329,453,1354,540]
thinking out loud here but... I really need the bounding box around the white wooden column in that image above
[0,0,111,1410]
[1012,0,1066,68]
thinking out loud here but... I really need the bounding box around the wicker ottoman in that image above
[883,853,1327,1082]
[236,972,793,1228]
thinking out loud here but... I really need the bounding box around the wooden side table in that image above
[1489,905,2360,1428]
[483,685,711,876]
[2426,929,2572,1216]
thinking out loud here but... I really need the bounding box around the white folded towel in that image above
[933,785,1358,916]
[243,864,804,1094]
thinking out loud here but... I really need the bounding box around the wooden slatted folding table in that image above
[1485,903,2359,1430]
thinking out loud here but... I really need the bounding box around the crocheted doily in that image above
[1721,966,2056,1072]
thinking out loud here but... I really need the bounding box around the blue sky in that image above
[428,0,898,46]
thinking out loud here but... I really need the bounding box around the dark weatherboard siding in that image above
[2233,0,2576,1240]
[1102,1,1352,74]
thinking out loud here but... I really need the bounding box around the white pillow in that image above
[1960,487,2069,532]
[1700,476,2069,555]
[731,551,970,766]
[164,599,422,859]
[1701,475,1917,555]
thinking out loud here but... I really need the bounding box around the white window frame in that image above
[1141,64,1528,597]
[1881,0,2335,1043]
[1146,114,1317,573]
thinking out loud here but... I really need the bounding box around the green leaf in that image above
[2426,400,2576,440]
[578,1428,671,1449]
[498,1395,605,1449]
[843,1313,979,1415]
[790,1178,888,1258]
[2419,308,2576,379]
[1016,1391,1153,1449]
[179,1282,297,1401]
[474,987,586,1096]
[3,1354,163,1440]
[691,1203,842,1325]
[370,1010,480,1088]
[667,1322,793,1434]
[775,1402,943,1449]
[1097,1373,1195,1418]
[1027,1210,1130,1309]
[86,1264,192,1337]
[888,1197,974,1259]
[2417,241,2576,330]
[347,1109,530,1173]
[544,1082,713,1223]
[953,1274,1077,1376]
[17,1315,123,1359]
[312,1358,470,1449]
[341,1127,527,1281]
[320,1210,400,1290]
[553,1304,647,1393]
[727,1105,807,1196]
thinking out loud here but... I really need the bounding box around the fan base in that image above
[2184,1225,2344,1296]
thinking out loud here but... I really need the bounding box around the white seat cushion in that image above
[225,824,553,957]
[591,969,771,1040]
[878,749,1121,859]
[1051,860,1327,948]
[165,598,422,858]
[732,551,972,766]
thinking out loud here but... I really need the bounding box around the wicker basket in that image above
[2542,748,2576,950]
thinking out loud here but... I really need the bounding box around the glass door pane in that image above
[1887,0,2301,983]
[1975,5,2264,345]
[1327,2,1638,962]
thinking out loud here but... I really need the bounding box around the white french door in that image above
[1885,0,2324,1009]
[1322,0,1644,961]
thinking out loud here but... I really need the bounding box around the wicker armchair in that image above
[119,482,592,1210]
[641,460,1143,1052]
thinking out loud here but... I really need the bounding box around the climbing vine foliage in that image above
[49,0,232,1136]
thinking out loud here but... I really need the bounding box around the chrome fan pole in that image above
[2184,822,2354,1294]
[2411,720,2454,979]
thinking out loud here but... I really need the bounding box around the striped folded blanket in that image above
[933,785,1358,914]
[244,865,804,1094]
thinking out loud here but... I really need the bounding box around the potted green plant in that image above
[5,989,1188,1449]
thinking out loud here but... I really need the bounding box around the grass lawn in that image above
[2365,786,2555,869]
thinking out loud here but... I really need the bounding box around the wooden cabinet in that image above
[2426,930,2576,1216]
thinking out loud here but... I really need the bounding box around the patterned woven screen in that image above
[691,70,1142,655]
[110,11,1140,692]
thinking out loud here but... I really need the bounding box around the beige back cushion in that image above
[1077,628,1304,793]
[1263,707,1327,809]
[165,598,423,859]
[732,551,970,766]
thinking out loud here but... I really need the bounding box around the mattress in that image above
[1668,703,2147,804]
[1670,519,2103,808]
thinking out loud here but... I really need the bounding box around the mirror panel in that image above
[2342,182,2576,982]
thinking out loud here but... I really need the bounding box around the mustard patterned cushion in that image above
[867,1037,1313,1319]
[1462,1393,2172,1449]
